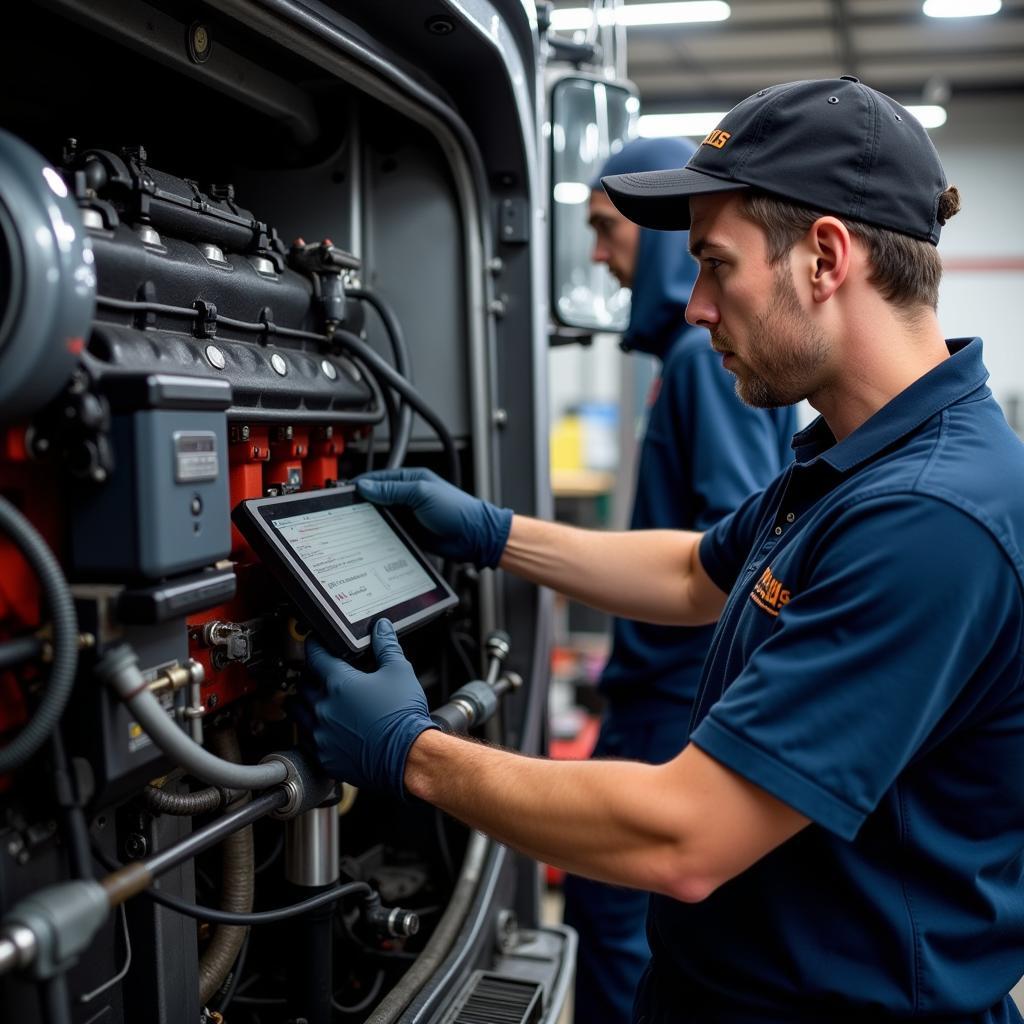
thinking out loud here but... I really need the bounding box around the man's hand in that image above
[356,468,512,569]
[299,620,437,796]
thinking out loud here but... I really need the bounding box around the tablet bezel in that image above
[233,484,457,654]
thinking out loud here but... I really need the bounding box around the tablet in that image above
[233,484,457,655]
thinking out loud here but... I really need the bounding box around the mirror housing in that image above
[549,74,637,336]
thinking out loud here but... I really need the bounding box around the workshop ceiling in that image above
[549,0,1024,112]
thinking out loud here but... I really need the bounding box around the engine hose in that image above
[94,645,288,791]
[331,329,461,488]
[346,287,414,469]
[373,355,402,470]
[364,831,488,1024]
[0,496,79,776]
[198,729,254,1006]
[143,784,224,816]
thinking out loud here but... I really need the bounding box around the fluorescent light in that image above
[638,112,727,138]
[923,0,1000,16]
[618,2,730,26]
[550,2,730,32]
[905,104,948,128]
[554,181,592,205]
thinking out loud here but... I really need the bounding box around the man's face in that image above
[588,190,641,287]
[685,193,831,408]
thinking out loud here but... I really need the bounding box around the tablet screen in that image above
[271,502,436,622]
[234,485,457,653]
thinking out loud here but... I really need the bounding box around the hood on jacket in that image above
[595,137,698,360]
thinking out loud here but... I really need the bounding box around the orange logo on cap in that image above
[701,129,731,150]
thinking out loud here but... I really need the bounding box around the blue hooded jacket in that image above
[595,138,797,713]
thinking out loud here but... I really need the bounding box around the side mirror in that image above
[549,75,637,336]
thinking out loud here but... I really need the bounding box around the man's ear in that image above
[804,216,851,304]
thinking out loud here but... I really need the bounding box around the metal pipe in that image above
[144,789,286,883]
[285,806,340,888]
[285,805,340,1024]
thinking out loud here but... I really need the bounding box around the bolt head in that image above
[124,834,148,859]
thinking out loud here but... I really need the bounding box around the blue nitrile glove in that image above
[300,620,437,796]
[355,468,512,569]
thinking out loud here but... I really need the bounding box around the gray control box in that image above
[72,376,232,579]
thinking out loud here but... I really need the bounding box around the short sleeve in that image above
[698,483,781,594]
[691,494,1023,840]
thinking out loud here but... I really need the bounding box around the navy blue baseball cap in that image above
[602,77,950,244]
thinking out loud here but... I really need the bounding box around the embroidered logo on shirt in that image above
[750,566,790,617]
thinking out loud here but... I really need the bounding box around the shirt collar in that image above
[791,338,989,471]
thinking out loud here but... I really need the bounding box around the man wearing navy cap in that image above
[300,78,1024,1023]
[565,136,795,1024]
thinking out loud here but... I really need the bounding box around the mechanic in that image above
[564,135,795,1024]
[299,78,1024,1023]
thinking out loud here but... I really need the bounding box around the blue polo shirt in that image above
[640,339,1024,1023]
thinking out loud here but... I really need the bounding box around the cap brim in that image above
[601,167,749,230]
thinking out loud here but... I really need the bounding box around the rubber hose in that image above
[94,645,288,791]
[331,329,460,488]
[364,832,488,1024]
[198,729,254,1005]
[346,287,413,468]
[0,496,78,775]
[373,355,402,469]
[143,785,224,816]
[38,971,72,1024]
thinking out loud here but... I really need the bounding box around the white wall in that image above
[931,94,1024,434]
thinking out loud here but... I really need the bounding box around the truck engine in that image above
[0,2,570,1021]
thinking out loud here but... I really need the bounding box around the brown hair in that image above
[739,187,961,311]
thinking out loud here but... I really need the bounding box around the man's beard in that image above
[713,267,829,409]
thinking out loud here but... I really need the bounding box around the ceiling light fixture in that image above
[922,0,1001,17]
[550,2,730,32]
[638,112,727,138]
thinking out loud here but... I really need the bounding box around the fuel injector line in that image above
[0,496,79,776]
[94,644,289,791]
[346,286,414,469]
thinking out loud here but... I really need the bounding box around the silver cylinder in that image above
[285,806,339,887]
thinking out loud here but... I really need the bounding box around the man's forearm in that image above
[404,728,694,897]
[403,728,810,905]
[499,516,719,626]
